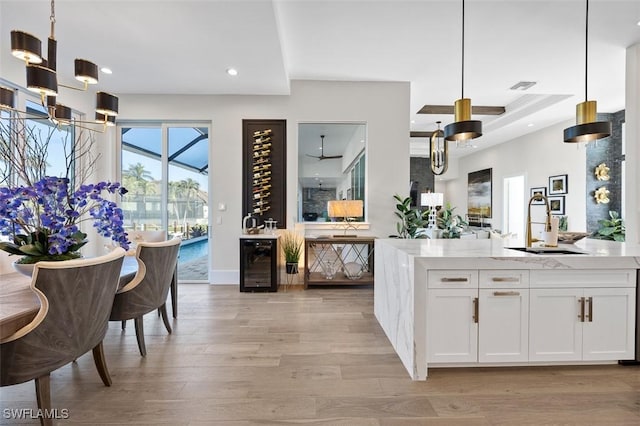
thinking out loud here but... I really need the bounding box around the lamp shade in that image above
[53,103,72,123]
[444,98,482,141]
[26,64,58,97]
[0,87,15,109]
[74,59,99,85]
[95,112,116,126]
[420,192,444,207]
[563,100,611,142]
[327,200,363,218]
[96,91,119,116]
[10,30,43,64]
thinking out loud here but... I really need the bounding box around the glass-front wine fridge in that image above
[239,236,279,292]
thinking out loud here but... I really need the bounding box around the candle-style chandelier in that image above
[0,0,118,130]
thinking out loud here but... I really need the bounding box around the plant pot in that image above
[12,260,35,277]
[285,262,299,274]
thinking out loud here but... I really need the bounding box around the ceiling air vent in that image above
[509,81,537,91]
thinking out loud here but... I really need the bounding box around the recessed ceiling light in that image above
[226,68,238,76]
[100,67,112,74]
[528,123,534,127]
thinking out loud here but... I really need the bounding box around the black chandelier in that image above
[1,0,118,130]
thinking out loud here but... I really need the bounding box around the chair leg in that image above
[121,320,126,330]
[92,341,112,386]
[171,266,178,318]
[134,316,147,357]
[159,303,172,334]
[34,374,53,426]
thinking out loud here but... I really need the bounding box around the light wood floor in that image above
[1,284,639,425]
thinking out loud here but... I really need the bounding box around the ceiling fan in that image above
[306,135,343,160]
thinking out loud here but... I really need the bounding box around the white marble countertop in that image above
[376,238,640,270]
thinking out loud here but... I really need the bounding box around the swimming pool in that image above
[179,237,208,263]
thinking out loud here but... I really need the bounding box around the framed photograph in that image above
[548,196,565,215]
[468,168,492,218]
[530,187,547,204]
[548,174,568,195]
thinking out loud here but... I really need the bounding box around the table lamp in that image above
[327,199,363,237]
[420,192,443,229]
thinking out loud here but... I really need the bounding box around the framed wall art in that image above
[548,174,568,195]
[530,187,547,204]
[468,168,492,218]
[548,196,565,215]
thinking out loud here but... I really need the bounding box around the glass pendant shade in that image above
[74,59,99,85]
[0,87,15,109]
[563,101,611,143]
[26,64,58,97]
[444,98,482,141]
[10,30,43,64]
[95,91,119,116]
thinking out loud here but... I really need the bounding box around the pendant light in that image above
[563,0,611,143]
[444,0,482,142]
[3,0,118,131]
[430,121,448,175]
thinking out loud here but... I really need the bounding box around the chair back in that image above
[1,248,125,386]
[110,238,180,321]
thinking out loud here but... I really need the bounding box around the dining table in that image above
[0,256,176,341]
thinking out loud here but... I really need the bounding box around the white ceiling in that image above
[1,0,639,157]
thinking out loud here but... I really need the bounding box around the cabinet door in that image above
[582,288,636,361]
[529,289,582,362]
[427,289,478,363]
[478,289,529,363]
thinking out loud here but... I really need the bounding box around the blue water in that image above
[179,237,208,263]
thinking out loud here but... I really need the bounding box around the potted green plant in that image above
[437,203,468,239]
[281,230,303,274]
[592,211,625,242]
[390,194,430,238]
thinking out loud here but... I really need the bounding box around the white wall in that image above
[625,43,639,244]
[108,80,410,283]
[443,119,587,233]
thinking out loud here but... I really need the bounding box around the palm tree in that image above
[122,163,155,224]
[178,178,201,223]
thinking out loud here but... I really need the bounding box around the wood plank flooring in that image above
[1,284,639,425]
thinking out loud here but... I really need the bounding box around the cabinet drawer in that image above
[428,270,478,289]
[479,270,529,289]
[531,269,636,288]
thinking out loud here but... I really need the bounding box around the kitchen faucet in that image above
[526,194,552,247]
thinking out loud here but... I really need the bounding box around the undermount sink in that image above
[507,247,586,255]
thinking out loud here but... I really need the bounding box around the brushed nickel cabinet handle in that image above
[441,277,468,282]
[473,297,479,323]
[578,297,585,322]
[491,277,519,282]
[493,291,520,296]
[587,296,593,322]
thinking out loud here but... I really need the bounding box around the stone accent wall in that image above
[585,110,625,233]
[410,157,434,206]
[301,187,337,221]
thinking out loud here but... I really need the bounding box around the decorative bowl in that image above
[343,262,364,280]
[557,232,590,244]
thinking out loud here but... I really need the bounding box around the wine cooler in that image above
[239,236,279,292]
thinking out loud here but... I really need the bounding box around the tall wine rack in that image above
[251,129,273,216]
[242,119,286,229]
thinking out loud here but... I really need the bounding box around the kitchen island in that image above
[374,238,640,380]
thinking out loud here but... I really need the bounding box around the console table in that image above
[304,236,375,288]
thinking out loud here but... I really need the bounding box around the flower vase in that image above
[12,260,35,277]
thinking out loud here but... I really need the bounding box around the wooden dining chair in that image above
[0,248,125,426]
[110,238,181,356]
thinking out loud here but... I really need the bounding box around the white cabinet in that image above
[478,288,529,362]
[529,270,636,362]
[427,269,529,363]
[427,288,478,363]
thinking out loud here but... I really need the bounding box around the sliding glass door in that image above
[119,123,210,282]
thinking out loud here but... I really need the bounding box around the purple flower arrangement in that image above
[0,176,130,264]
